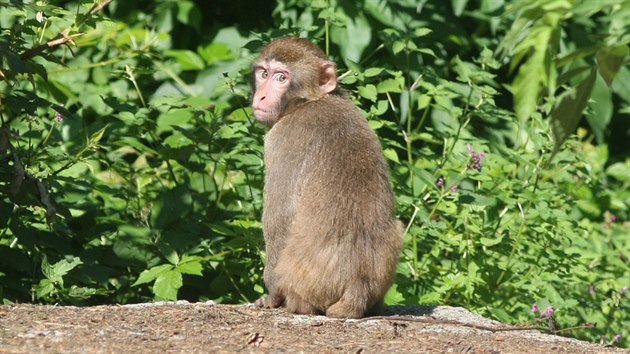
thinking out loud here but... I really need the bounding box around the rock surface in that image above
[0,302,627,353]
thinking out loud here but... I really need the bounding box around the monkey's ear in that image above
[319,62,337,94]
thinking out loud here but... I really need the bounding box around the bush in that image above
[0,0,627,347]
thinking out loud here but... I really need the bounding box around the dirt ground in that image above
[0,302,627,353]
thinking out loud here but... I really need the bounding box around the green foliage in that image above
[0,0,265,306]
[0,0,628,348]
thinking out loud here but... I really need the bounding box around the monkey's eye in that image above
[275,73,288,83]
[258,69,268,80]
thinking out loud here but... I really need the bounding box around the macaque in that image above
[252,37,403,318]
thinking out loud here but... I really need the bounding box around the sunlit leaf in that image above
[358,84,378,102]
[165,49,205,71]
[177,256,203,276]
[383,148,400,163]
[153,269,183,300]
[132,264,173,286]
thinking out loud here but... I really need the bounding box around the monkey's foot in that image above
[285,293,320,315]
[326,297,369,319]
[255,294,284,308]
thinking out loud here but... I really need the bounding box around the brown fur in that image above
[252,37,403,319]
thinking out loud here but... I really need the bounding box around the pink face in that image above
[252,59,291,124]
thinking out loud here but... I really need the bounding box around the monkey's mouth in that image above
[253,107,273,120]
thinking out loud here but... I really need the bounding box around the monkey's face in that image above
[251,37,339,126]
[252,59,291,125]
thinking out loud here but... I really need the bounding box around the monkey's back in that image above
[263,94,402,316]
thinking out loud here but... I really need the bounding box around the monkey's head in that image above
[251,37,338,126]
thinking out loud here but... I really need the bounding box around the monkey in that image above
[251,37,403,319]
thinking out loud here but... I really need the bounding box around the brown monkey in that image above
[252,37,403,318]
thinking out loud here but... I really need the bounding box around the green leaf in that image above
[370,100,389,116]
[89,126,108,146]
[133,264,173,286]
[606,162,630,182]
[419,292,441,304]
[177,256,204,276]
[364,67,384,77]
[414,28,433,37]
[159,243,180,265]
[596,45,629,87]
[480,235,504,247]
[175,0,201,31]
[511,55,543,125]
[437,201,457,215]
[67,286,105,300]
[451,0,468,17]
[383,148,400,163]
[151,184,193,229]
[156,109,194,135]
[43,256,83,284]
[510,22,554,126]
[116,137,158,155]
[35,279,55,299]
[331,13,371,62]
[50,257,83,279]
[392,41,406,55]
[358,84,378,102]
[585,74,613,143]
[365,3,406,31]
[197,43,235,65]
[550,68,596,154]
[417,95,431,110]
[116,111,136,124]
[164,131,194,148]
[165,49,205,71]
[384,283,405,305]
[153,269,183,300]
[368,120,385,130]
[377,79,403,93]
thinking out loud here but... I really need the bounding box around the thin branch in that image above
[19,32,82,61]
[19,0,113,61]
[89,0,113,15]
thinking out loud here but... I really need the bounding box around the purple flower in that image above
[466,143,485,171]
[613,334,622,342]
[436,176,445,188]
[589,285,596,296]
[450,185,458,193]
[609,214,617,222]
[620,286,627,296]
[541,306,554,318]
[55,104,64,122]
[531,303,539,314]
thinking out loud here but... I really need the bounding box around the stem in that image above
[221,259,251,303]
[405,205,420,275]
[438,114,471,170]
[154,61,196,96]
[125,65,146,108]
[438,88,474,169]
[415,189,451,274]
[405,102,414,196]
[495,202,527,287]
[324,0,331,56]
[37,118,57,149]
[414,97,431,132]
